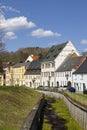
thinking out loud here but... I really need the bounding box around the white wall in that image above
[55,41,79,70]
[56,71,73,87]
[25,75,41,88]
[41,41,79,87]
[73,74,87,93]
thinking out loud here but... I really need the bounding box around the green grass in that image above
[42,119,51,130]
[64,91,87,107]
[42,97,82,130]
[52,98,82,130]
[0,86,42,130]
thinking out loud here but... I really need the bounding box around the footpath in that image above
[43,97,67,130]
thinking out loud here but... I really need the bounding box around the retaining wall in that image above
[20,96,46,130]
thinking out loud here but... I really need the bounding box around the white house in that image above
[56,54,85,88]
[41,41,79,87]
[3,62,14,86]
[73,58,87,93]
[25,55,39,62]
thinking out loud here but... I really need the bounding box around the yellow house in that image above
[0,73,4,86]
[10,62,30,86]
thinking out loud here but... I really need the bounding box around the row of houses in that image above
[0,40,87,93]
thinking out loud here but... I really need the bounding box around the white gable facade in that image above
[54,41,79,70]
[25,55,33,62]
[41,41,79,87]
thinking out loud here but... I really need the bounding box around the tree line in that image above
[0,41,49,65]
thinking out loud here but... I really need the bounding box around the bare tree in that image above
[0,40,4,58]
[0,40,5,52]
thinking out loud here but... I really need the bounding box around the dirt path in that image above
[43,98,68,130]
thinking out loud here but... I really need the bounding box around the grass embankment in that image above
[43,97,82,130]
[0,86,42,130]
[64,91,87,108]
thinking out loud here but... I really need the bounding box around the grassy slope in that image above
[64,91,87,107]
[0,86,42,130]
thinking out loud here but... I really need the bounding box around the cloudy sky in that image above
[0,0,87,53]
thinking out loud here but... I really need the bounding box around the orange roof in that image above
[31,55,39,60]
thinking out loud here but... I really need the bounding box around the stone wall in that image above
[20,96,46,130]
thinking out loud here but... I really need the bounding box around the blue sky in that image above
[0,0,87,54]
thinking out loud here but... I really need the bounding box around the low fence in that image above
[20,96,46,130]
[41,91,87,130]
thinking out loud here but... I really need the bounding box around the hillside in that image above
[0,47,49,63]
[0,86,42,130]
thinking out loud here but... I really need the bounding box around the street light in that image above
[65,73,69,86]
[65,73,69,81]
[48,76,51,87]
[32,77,36,88]
[17,78,19,86]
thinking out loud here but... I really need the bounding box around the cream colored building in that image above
[10,62,30,86]
[0,73,4,86]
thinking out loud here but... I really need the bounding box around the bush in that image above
[83,89,87,94]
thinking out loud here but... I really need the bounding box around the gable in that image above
[42,42,67,62]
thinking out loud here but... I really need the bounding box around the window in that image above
[74,75,77,80]
[41,64,44,68]
[81,75,83,80]
[52,63,55,67]
[51,72,54,77]
[83,83,86,90]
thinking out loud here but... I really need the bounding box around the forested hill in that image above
[1,47,49,63]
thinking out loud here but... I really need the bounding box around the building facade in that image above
[0,73,4,86]
[10,62,29,86]
[24,60,41,88]
[41,41,79,87]
[56,55,85,88]
[73,58,87,93]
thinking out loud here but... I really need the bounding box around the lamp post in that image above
[32,77,36,89]
[48,76,51,87]
[65,73,69,86]
[17,78,19,86]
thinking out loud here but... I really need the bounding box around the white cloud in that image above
[0,5,20,13]
[0,5,36,41]
[0,15,36,40]
[0,16,36,31]
[4,32,17,39]
[0,12,5,21]
[80,40,87,44]
[31,28,61,37]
